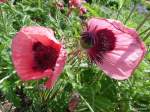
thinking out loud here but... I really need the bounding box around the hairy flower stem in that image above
[67,8,73,16]
[143,31,150,41]
[68,49,80,61]
[68,49,81,65]
[140,27,150,36]
[124,3,137,24]
[136,14,150,31]
[116,0,126,19]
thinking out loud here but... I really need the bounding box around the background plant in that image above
[0,0,150,112]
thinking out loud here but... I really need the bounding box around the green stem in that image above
[38,0,42,8]
[116,0,127,19]
[80,94,95,112]
[124,3,137,24]
[136,14,150,31]
[143,31,150,41]
[139,27,150,36]
[0,74,13,84]
[0,6,7,36]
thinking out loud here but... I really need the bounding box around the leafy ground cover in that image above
[0,0,150,112]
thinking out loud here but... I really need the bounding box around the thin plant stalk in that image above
[140,27,150,36]
[116,0,127,19]
[80,94,95,112]
[38,0,42,8]
[143,31,150,41]
[124,3,137,24]
[0,74,13,84]
[136,14,150,31]
[0,6,7,36]
[68,49,81,64]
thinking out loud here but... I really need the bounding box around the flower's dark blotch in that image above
[32,42,59,71]
[81,29,116,63]
[95,29,116,52]
[81,29,116,51]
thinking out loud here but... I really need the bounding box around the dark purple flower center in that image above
[81,29,116,51]
[94,29,116,51]
[81,29,116,63]
[32,42,59,71]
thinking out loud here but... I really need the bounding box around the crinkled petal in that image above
[87,18,112,31]
[98,33,146,80]
[21,26,59,45]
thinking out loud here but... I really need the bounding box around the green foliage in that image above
[0,0,150,112]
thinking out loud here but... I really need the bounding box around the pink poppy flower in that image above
[12,26,67,89]
[80,18,146,80]
[68,0,87,15]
